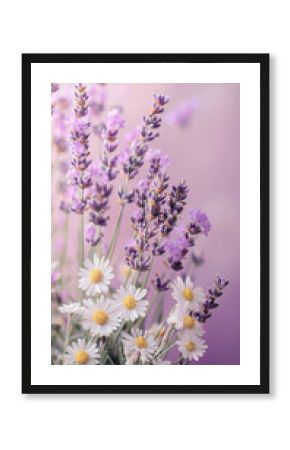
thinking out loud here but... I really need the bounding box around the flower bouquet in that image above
[51,83,229,365]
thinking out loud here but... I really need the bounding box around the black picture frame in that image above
[22,53,269,394]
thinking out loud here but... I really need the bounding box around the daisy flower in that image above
[114,285,148,322]
[122,328,158,364]
[78,255,114,296]
[167,303,205,336]
[58,301,81,316]
[64,339,100,365]
[177,331,208,361]
[80,297,121,337]
[172,276,205,312]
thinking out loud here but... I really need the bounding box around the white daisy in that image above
[80,297,121,337]
[114,285,148,322]
[177,330,208,361]
[167,303,205,336]
[122,328,158,364]
[64,339,100,365]
[172,276,205,312]
[78,255,114,296]
[58,301,81,316]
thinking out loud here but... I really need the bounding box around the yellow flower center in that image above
[89,268,103,284]
[185,341,196,352]
[123,295,137,310]
[135,336,148,349]
[182,287,194,301]
[183,316,196,329]
[74,350,89,365]
[92,309,108,325]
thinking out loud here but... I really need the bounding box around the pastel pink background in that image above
[52,83,240,364]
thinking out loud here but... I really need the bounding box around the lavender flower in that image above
[188,208,211,236]
[195,277,229,323]
[67,84,92,215]
[167,97,197,127]
[164,234,191,271]
[87,84,106,117]
[86,108,124,245]
[121,94,169,180]
[124,238,152,272]
[85,223,101,246]
[152,274,171,292]
[159,181,188,236]
[125,146,170,271]
[164,207,211,270]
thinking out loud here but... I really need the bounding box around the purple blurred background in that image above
[52,83,240,364]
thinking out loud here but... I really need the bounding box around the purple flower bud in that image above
[152,274,171,292]
[85,223,101,246]
[189,208,211,236]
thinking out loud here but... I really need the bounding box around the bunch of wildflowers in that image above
[51,88,231,366]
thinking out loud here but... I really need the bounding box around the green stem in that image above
[62,316,72,363]
[124,269,132,288]
[135,270,142,286]
[60,213,69,267]
[80,213,84,264]
[143,260,153,289]
[147,291,160,317]
[106,204,125,261]
[156,342,176,359]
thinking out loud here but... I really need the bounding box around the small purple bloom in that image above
[195,277,229,323]
[106,108,125,131]
[167,97,197,127]
[85,223,101,246]
[189,208,211,236]
[152,274,171,292]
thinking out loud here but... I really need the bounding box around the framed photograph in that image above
[22,53,269,394]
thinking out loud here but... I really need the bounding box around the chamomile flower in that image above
[122,328,158,364]
[167,303,205,336]
[58,301,81,316]
[78,255,114,296]
[172,276,205,312]
[177,330,208,361]
[64,339,100,365]
[114,285,148,322]
[80,297,121,337]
